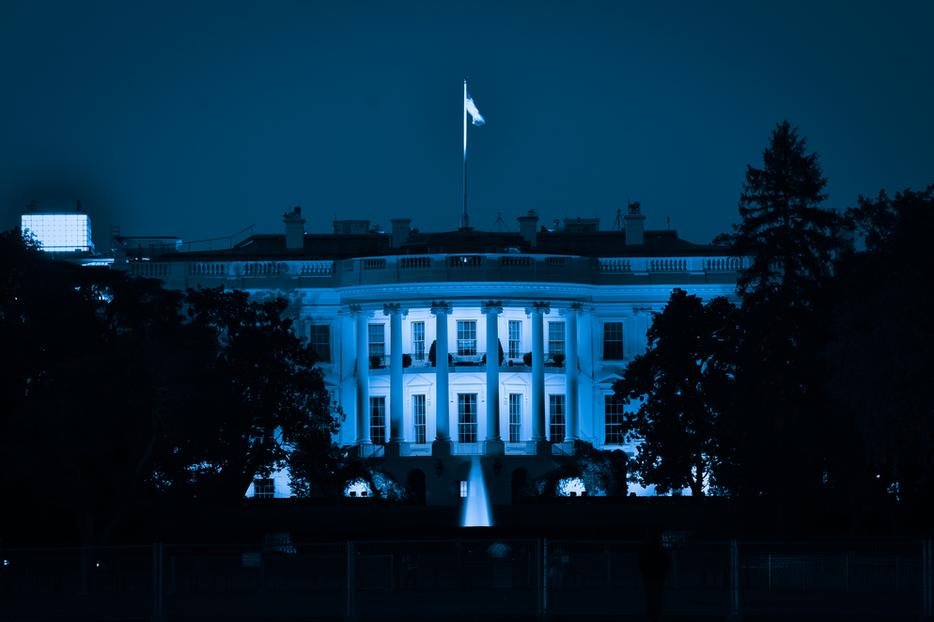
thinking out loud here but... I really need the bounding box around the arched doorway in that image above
[406,469,426,505]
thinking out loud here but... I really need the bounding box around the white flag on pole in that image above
[465,90,485,126]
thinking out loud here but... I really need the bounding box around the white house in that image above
[114,203,742,504]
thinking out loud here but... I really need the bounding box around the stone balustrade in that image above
[120,253,746,287]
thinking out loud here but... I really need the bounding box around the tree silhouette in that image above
[168,287,337,503]
[716,122,845,501]
[614,290,738,496]
[827,186,934,522]
[0,233,338,543]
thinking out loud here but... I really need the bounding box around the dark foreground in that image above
[1,536,930,621]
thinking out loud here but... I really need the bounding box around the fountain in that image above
[461,456,493,527]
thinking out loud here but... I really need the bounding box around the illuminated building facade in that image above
[115,204,742,504]
[21,211,94,253]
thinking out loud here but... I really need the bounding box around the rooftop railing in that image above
[119,253,748,287]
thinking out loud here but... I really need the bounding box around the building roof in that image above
[169,227,721,261]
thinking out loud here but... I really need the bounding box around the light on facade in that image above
[21,213,93,252]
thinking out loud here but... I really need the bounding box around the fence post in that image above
[542,538,549,620]
[151,542,164,622]
[727,539,741,621]
[923,539,933,620]
[346,541,356,622]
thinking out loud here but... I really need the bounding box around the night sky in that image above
[2,0,932,250]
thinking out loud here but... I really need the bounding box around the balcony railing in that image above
[119,253,747,287]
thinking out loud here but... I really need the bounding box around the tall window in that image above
[368,323,385,361]
[413,394,427,444]
[603,321,624,360]
[508,394,522,443]
[605,393,627,445]
[369,396,386,444]
[548,321,566,357]
[457,393,478,443]
[253,478,274,499]
[309,324,331,362]
[549,394,566,443]
[456,320,477,356]
[411,321,425,361]
[508,320,522,359]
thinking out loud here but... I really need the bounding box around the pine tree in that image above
[721,120,842,306]
[716,122,845,503]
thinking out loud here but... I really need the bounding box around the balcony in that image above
[125,253,747,289]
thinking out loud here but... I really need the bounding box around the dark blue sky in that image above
[2,0,932,249]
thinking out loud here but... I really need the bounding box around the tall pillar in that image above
[564,302,581,443]
[528,301,549,453]
[352,305,371,446]
[384,303,405,456]
[431,301,451,455]
[482,301,504,454]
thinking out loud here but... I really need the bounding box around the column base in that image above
[484,438,505,455]
[533,440,552,457]
[431,439,452,457]
[353,442,374,459]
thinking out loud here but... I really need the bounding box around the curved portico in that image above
[342,296,589,458]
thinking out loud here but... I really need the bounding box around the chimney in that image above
[283,206,306,250]
[624,201,645,246]
[390,218,411,248]
[517,210,540,248]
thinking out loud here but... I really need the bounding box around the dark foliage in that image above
[715,122,846,502]
[0,233,337,543]
[826,186,934,523]
[614,290,738,496]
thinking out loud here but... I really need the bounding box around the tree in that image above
[157,287,338,503]
[0,233,338,543]
[717,120,842,307]
[826,186,934,521]
[613,289,738,496]
[715,121,846,501]
[0,230,189,543]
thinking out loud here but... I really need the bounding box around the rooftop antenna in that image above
[612,208,623,231]
[491,211,510,232]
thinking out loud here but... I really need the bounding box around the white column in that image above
[431,301,451,454]
[528,301,549,449]
[353,305,371,446]
[565,302,581,442]
[384,303,405,453]
[482,301,504,454]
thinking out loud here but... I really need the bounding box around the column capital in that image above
[348,303,364,316]
[382,303,407,317]
[481,300,503,315]
[570,301,584,312]
[525,301,551,316]
[430,300,452,316]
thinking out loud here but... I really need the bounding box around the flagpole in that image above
[463,78,468,229]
